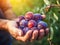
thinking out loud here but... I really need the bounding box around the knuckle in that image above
[40,29,44,32]
[33,30,38,34]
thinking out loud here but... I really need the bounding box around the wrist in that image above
[0,19,9,31]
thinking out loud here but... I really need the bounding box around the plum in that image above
[37,20,41,23]
[23,27,30,34]
[19,19,28,28]
[25,12,34,20]
[18,15,25,21]
[37,24,43,30]
[18,26,24,30]
[34,13,42,21]
[28,20,37,28]
[31,27,38,31]
[37,21,48,29]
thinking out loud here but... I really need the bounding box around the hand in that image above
[11,15,49,42]
[7,20,33,42]
[30,15,49,42]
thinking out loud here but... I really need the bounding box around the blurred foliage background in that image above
[10,0,60,45]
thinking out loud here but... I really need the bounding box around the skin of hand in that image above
[6,20,33,42]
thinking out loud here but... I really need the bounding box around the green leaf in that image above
[50,27,54,40]
[56,0,60,5]
[53,13,58,21]
[55,26,58,30]
[43,0,50,5]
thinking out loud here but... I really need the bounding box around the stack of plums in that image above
[18,12,48,35]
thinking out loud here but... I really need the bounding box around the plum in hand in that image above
[37,21,48,29]
[23,27,30,34]
[34,13,42,21]
[25,12,34,20]
[19,19,28,28]
[28,20,37,28]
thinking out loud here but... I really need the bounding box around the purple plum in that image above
[37,21,48,29]
[23,27,30,34]
[25,12,34,20]
[18,15,25,21]
[34,13,42,21]
[31,27,38,31]
[36,20,41,23]
[19,19,28,28]
[28,20,37,28]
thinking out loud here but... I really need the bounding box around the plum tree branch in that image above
[43,4,60,14]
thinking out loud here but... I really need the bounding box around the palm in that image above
[7,20,33,42]
[7,21,23,39]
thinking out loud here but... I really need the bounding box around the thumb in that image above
[16,30,33,42]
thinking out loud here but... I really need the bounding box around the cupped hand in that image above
[7,15,49,42]
[7,20,33,42]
